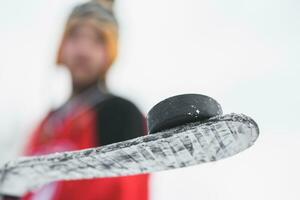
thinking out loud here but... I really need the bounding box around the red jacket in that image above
[22,87,149,200]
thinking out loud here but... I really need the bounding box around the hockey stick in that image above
[0,113,259,197]
[0,95,259,197]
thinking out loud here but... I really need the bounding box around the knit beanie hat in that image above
[56,0,119,80]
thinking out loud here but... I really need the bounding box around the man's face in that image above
[62,24,108,88]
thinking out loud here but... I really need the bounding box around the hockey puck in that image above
[147,94,223,134]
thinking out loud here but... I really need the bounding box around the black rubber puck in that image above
[147,94,223,134]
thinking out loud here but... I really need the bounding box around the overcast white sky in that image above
[0,0,299,199]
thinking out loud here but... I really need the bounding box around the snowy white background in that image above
[0,0,299,199]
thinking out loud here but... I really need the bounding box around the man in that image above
[18,0,149,199]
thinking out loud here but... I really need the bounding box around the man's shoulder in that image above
[47,92,142,119]
[97,94,141,113]
[95,94,146,145]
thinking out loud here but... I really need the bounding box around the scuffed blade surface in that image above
[0,113,259,197]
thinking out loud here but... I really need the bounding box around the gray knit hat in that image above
[70,0,118,26]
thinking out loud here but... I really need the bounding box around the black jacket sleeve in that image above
[95,96,146,146]
[2,195,20,200]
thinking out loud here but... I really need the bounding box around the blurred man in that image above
[7,0,149,199]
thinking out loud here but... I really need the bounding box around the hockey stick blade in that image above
[0,113,259,197]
